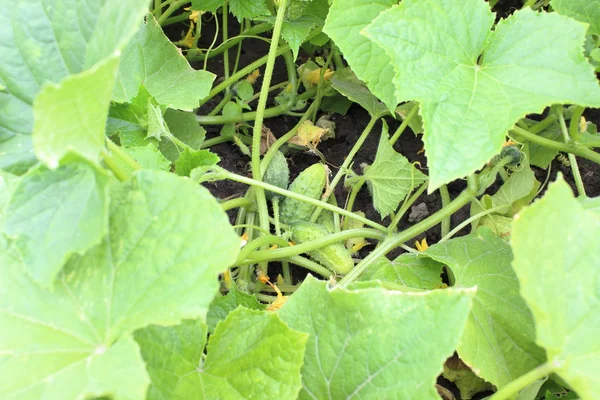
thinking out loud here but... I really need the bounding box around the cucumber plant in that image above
[0,0,599,399]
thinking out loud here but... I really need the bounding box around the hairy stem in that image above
[511,126,600,165]
[338,175,478,287]
[489,362,555,400]
[311,116,380,222]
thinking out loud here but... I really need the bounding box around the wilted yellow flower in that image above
[180,22,195,48]
[246,69,261,85]
[305,68,334,85]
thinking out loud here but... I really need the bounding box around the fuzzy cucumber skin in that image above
[263,151,289,200]
[291,221,354,275]
[280,163,326,224]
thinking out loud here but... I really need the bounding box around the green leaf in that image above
[519,120,564,169]
[0,0,150,171]
[359,254,445,290]
[32,57,120,166]
[324,0,398,110]
[282,15,322,61]
[443,356,494,400]
[363,123,427,218]
[578,195,600,215]
[206,284,265,334]
[512,178,600,399]
[3,154,110,287]
[493,164,536,208]
[191,0,223,13]
[229,0,270,21]
[123,144,171,171]
[552,0,600,37]
[365,1,600,190]
[134,319,207,400]
[395,102,424,135]
[175,148,220,177]
[0,135,37,175]
[146,102,171,141]
[330,68,388,117]
[114,14,215,110]
[278,275,475,399]
[136,308,308,400]
[160,109,207,162]
[0,171,240,400]
[426,228,546,388]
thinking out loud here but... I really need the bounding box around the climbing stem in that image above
[199,44,290,107]
[388,182,428,232]
[206,169,388,231]
[197,89,316,124]
[568,106,585,141]
[555,106,586,196]
[439,185,451,237]
[440,204,508,243]
[260,100,319,175]
[338,175,478,288]
[389,103,419,145]
[251,0,289,262]
[156,0,188,25]
[221,197,254,212]
[187,23,272,61]
[243,229,387,264]
[285,256,332,278]
[310,115,380,222]
[511,126,600,165]
[489,362,555,400]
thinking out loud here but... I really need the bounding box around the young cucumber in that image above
[263,150,289,200]
[280,163,327,224]
[291,221,354,275]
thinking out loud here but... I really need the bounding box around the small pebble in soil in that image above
[408,202,430,223]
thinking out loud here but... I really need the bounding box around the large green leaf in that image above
[512,178,600,399]
[552,0,600,37]
[32,57,120,167]
[278,275,474,399]
[3,154,111,287]
[426,228,546,388]
[0,171,240,400]
[360,253,445,290]
[206,284,265,333]
[363,123,427,218]
[365,0,600,190]
[136,308,307,400]
[324,0,398,110]
[114,14,215,111]
[0,0,150,170]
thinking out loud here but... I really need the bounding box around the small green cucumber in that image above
[291,221,354,275]
[280,163,327,224]
[316,209,335,233]
[263,151,289,200]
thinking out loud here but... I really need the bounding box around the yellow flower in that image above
[246,69,261,85]
[180,22,195,48]
[415,237,429,252]
[240,232,249,247]
[305,68,334,85]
